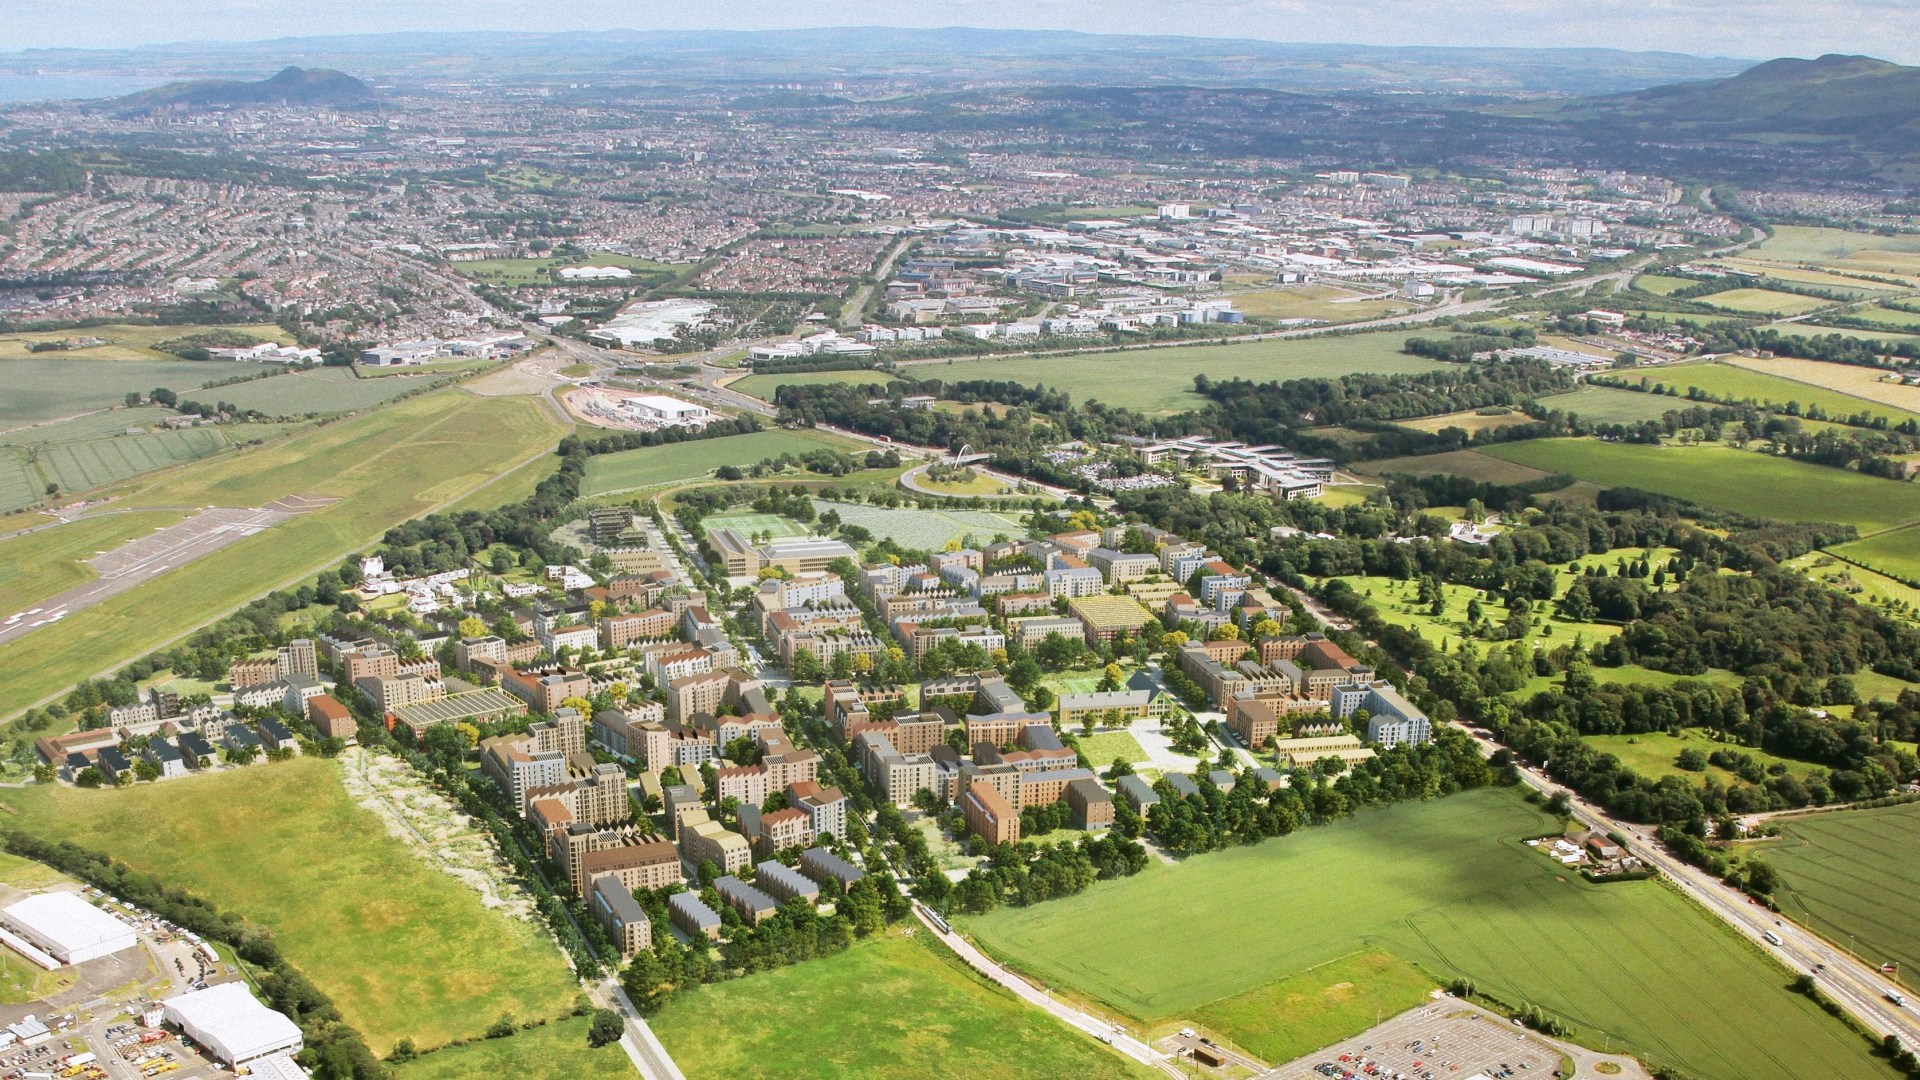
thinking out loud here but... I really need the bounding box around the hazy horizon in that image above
[1,2,1916,65]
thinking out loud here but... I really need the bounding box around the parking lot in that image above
[1262,1003,1567,1080]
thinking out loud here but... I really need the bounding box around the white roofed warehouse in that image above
[164,982,303,1066]
[0,892,137,965]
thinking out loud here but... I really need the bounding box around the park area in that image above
[1580,728,1827,785]
[2,757,582,1053]
[1767,802,1920,993]
[1481,439,1920,534]
[649,931,1155,1080]
[579,428,857,497]
[816,498,1029,549]
[962,788,1896,1080]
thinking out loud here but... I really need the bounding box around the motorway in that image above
[1456,725,1920,1050]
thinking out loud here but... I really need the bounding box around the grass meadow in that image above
[1629,274,1698,296]
[1768,802,1920,992]
[0,509,187,614]
[0,390,566,719]
[392,1017,624,1080]
[4,758,582,1051]
[1581,729,1827,784]
[579,428,858,496]
[1355,449,1556,485]
[0,358,227,428]
[1631,361,1920,427]
[649,931,1157,1080]
[1751,226,1920,265]
[1702,288,1836,317]
[1481,440,1920,534]
[963,788,1895,1080]
[1829,523,1920,583]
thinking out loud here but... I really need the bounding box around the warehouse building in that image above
[0,892,138,965]
[163,982,304,1067]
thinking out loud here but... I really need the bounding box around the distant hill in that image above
[1520,54,1920,153]
[114,66,373,110]
[4,28,1749,96]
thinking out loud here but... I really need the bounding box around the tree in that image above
[1098,662,1123,692]
[486,1014,516,1039]
[559,696,595,718]
[133,758,162,782]
[586,1009,624,1048]
[389,1038,417,1063]
[458,616,489,639]
[74,767,103,788]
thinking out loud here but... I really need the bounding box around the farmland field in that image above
[897,331,1448,413]
[1533,386,1686,423]
[0,322,293,362]
[1354,449,1555,485]
[0,358,236,428]
[1482,440,1920,533]
[0,407,185,446]
[964,788,1894,1080]
[1719,355,1920,419]
[1769,803,1920,992]
[1761,321,1920,347]
[814,498,1028,549]
[1630,274,1697,296]
[726,368,900,401]
[1395,407,1538,434]
[392,1017,624,1080]
[1751,225,1920,265]
[36,427,228,494]
[1842,305,1920,330]
[1828,523,1920,583]
[1188,951,1436,1066]
[5,758,582,1052]
[1702,288,1835,316]
[0,509,187,614]
[214,367,440,415]
[0,390,567,718]
[649,931,1156,1080]
[579,428,857,496]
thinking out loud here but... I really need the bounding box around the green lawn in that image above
[0,390,567,720]
[1751,226,1920,265]
[0,509,187,614]
[899,331,1449,413]
[1630,361,1920,427]
[392,1017,625,1080]
[5,758,581,1053]
[1482,440,1920,534]
[1075,731,1150,767]
[819,499,1030,550]
[1768,802,1920,992]
[1582,729,1825,784]
[649,931,1157,1080]
[580,429,857,497]
[1188,950,1437,1065]
[964,788,1894,1080]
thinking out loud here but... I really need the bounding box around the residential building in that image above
[963,781,1020,845]
[715,875,780,926]
[588,874,652,959]
[1065,776,1115,829]
[669,891,722,941]
[754,860,819,905]
[799,847,864,893]
[679,811,752,874]
[501,666,594,714]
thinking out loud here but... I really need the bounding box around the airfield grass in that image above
[579,428,857,497]
[1481,440,1920,534]
[1768,802,1920,992]
[727,368,900,400]
[1720,355,1920,418]
[1582,729,1826,785]
[649,930,1156,1080]
[963,788,1894,1080]
[1631,361,1920,426]
[391,1016,623,1080]
[903,331,1448,413]
[1074,730,1150,767]
[1828,523,1920,583]
[213,366,441,416]
[0,358,235,428]
[1703,288,1835,317]
[0,509,187,614]
[1187,950,1437,1065]
[4,757,581,1052]
[0,390,566,719]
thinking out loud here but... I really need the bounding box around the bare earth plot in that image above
[0,499,330,647]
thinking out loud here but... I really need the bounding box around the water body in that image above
[0,75,171,103]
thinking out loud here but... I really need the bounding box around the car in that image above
[1178,1028,1196,1040]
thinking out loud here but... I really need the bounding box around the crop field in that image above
[213,367,436,416]
[0,509,186,614]
[1702,288,1835,316]
[1227,284,1412,323]
[1761,321,1920,347]
[1581,729,1825,784]
[1714,259,1900,294]
[0,407,185,446]
[37,427,228,492]
[1483,440,1920,534]
[392,1017,624,1080]
[1841,305,1920,330]
[1768,802,1920,991]
[649,931,1155,1080]
[727,368,900,400]
[1533,386,1687,423]
[1828,523,1920,584]
[814,498,1028,550]
[702,511,809,538]
[579,428,856,496]
[5,758,581,1052]
[1719,355,1920,419]
[1395,408,1538,435]
[1630,274,1698,296]
[906,331,1448,413]
[0,358,231,428]
[965,788,1894,1080]
[1354,449,1555,485]
[0,391,567,718]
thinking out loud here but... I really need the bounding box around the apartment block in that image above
[963,781,1020,845]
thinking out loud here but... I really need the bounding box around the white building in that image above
[1,892,138,965]
[163,983,304,1067]
[623,395,712,426]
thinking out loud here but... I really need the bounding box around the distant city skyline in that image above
[2,1,1917,65]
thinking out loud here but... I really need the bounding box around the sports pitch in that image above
[702,511,809,538]
[963,788,1895,1080]
[816,498,1028,550]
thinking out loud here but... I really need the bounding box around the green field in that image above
[1356,449,1554,485]
[1534,386,1688,424]
[1843,305,1920,330]
[964,788,1894,1080]
[392,1017,623,1080]
[0,510,187,614]
[894,332,1449,413]
[1582,729,1825,785]
[1829,523,1920,584]
[0,390,567,719]
[1751,226,1920,265]
[1704,288,1835,317]
[454,250,680,288]
[727,368,900,401]
[1075,730,1150,766]
[6,757,581,1052]
[214,367,438,416]
[0,358,236,428]
[817,499,1029,550]
[1227,284,1413,324]
[1189,951,1437,1065]
[701,511,810,539]
[1482,440,1920,533]
[1633,361,1920,427]
[1630,274,1699,296]
[1327,561,1658,648]
[0,322,293,362]
[0,406,186,446]
[649,931,1155,1080]
[580,429,856,497]
[1516,664,1745,700]
[1769,803,1920,991]
[1762,321,1920,347]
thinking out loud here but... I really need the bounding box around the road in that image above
[1456,725,1920,1050]
[841,234,917,328]
[593,978,688,1080]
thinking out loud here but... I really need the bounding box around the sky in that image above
[1,0,1915,63]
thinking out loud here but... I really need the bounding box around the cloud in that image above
[0,0,1912,63]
